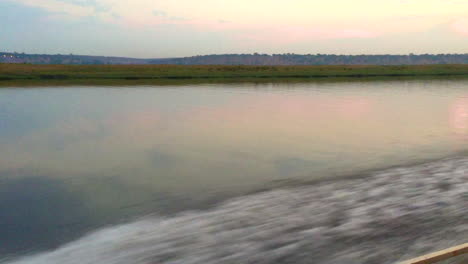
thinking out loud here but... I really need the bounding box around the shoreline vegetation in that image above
[1,64,468,86]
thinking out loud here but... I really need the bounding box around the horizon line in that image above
[2,51,468,60]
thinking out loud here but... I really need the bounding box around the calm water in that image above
[1,80,468,259]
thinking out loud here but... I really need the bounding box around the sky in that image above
[1,0,468,58]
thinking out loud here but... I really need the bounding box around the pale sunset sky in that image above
[1,0,468,57]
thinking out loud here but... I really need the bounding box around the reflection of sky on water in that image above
[0,175,89,256]
[450,97,468,140]
[1,80,468,257]
[2,82,468,189]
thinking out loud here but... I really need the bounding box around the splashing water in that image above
[6,157,468,264]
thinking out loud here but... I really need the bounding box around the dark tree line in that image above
[149,53,468,65]
[0,52,147,65]
[2,52,468,65]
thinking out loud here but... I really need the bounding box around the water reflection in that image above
[450,97,468,138]
[1,80,468,257]
[2,82,468,191]
[0,175,89,257]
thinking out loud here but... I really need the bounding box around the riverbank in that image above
[7,155,468,264]
[1,64,468,86]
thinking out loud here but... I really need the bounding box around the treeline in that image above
[2,52,468,65]
[0,52,147,65]
[149,53,468,65]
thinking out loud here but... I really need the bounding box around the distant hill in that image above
[2,52,468,65]
[149,53,468,65]
[0,52,148,65]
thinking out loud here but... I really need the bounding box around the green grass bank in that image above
[1,64,468,86]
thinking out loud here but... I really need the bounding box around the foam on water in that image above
[6,157,468,264]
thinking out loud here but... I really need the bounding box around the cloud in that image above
[235,26,378,46]
[9,0,467,35]
[152,9,167,17]
[12,0,96,17]
[152,9,188,22]
[57,0,98,6]
[451,18,468,36]
[58,0,111,12]
[5,0,468,56]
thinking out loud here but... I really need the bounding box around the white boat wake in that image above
[7,157,468,264]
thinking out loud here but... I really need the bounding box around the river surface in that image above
[0,80,467,263]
